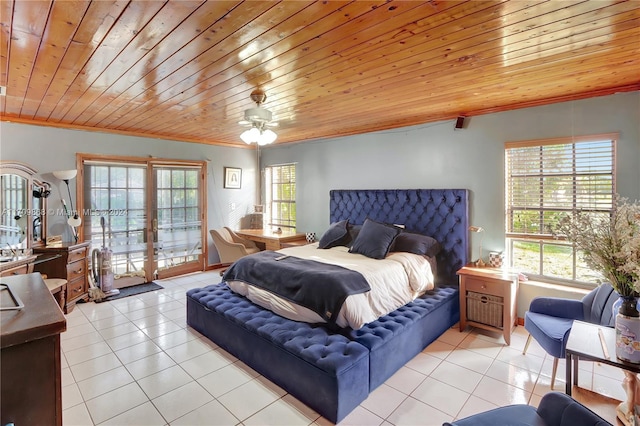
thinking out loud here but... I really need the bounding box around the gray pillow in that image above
[318,220,350,249]
[349,218,401,259]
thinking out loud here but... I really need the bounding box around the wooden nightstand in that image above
[457,265,519,345]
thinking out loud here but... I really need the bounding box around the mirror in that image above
[0,161,46,253]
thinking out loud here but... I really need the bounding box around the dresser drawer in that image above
[68,247,88,264]
[0,264,29,277]
[66,278,85,299]
[464,277,504,298]
[66,261,86,282]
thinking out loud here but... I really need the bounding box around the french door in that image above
[78,155,206,284]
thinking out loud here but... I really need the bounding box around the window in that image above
[505,133,616,286]
[265,163,296,229]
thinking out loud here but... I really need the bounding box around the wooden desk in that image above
[236,229,307,250]
[1,273,67,426]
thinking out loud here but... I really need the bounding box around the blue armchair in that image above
[443,391,610,425]
[523,283,618,389]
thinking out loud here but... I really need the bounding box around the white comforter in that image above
[227,243,435,329]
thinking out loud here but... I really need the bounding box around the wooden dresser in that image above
[1,273,67,426]
[33,241,90,313]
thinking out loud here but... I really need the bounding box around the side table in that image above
[566,320,640,425]
[457,266,519,345]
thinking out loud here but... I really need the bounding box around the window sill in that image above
[520,278,590,296]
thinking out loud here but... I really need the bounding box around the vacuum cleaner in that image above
[92,216,119,297]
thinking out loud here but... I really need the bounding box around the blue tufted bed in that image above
[187,189,469,423]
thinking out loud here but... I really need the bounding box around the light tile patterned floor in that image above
[61,270,624,425]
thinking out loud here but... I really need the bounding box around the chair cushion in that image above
[444,404,542,425]
[537,392,611,426]
[524,311,574,358]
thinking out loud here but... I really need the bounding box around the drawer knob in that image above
[481,284,486,289]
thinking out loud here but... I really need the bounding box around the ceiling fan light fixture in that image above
[241,127,261,144]
[240,90,278,145]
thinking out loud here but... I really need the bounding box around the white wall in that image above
[260,91,640,315]
[0,123,256,265]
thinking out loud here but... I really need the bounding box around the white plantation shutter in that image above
[506,134,616,241]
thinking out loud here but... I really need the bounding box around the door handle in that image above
[152,218,158,242]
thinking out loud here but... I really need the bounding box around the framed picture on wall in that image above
[224,167,242,189]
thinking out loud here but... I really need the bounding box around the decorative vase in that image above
[614,296,640,364]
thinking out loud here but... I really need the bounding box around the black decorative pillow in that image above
[349,219,401,259]
[391,232,442,257]
[318,220,350,249]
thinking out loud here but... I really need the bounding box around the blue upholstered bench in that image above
[187,284,370,423]
[347,285,459,389]
[186,283,460,423]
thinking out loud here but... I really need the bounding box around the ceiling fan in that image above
[239,90,279,145]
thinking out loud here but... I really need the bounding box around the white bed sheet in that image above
[226,243,435,329]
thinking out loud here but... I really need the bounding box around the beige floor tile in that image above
[125,351,176,380]
[99,401,166,425]
[114,339,163,365]
[472,376,531,407]
[137,364,193,399]
[384,366,427,395]
[361,384,407,419]
[404,352,442,376]
[217,377,287,421]
[85,382,149,424]
[411,376,470,417]
[454,394,499,421]
[171,399,239,426]
[76,365,135,401]
[244,395,320,426]
[386,397,451,426]
[180,348,236,379]
[63,402,94,426]
[163,338,214,364]
[445,347,494,375]
[70,353,122,382]
[197,361,260,398]
[64,341,113,366]
[430,360,484,394]
[485,359,539,393]
[152,381,214,423]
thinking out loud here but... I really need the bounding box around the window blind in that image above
[505,134,616,240]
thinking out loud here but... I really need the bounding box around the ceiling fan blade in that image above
[265,122,279,127]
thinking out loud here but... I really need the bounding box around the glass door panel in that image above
[83,163,149,286]
[152,165,203,279]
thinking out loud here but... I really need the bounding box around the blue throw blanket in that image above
[222,251,370,325]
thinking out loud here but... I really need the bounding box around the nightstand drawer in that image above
[465,277,504,298]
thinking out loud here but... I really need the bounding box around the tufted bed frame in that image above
[187,189,469,423]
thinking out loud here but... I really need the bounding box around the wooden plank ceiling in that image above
[1,0,639,148]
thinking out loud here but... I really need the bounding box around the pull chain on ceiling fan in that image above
[239,90,278,145]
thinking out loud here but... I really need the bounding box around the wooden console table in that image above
[1,273,67,426]
[236,229,307,250]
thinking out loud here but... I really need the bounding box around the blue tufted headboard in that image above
[329,189,469,286]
